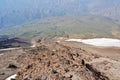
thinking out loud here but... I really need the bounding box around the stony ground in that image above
[0,37,120,80]
[15,43,109,80]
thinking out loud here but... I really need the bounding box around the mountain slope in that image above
[15,43,109,80]
[0,15,120,39]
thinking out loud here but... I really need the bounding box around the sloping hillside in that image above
[15,43,109,80]
[0,37,120,80]
[0,38,31,49]
[15,40,120,80]
[0,16,120,40]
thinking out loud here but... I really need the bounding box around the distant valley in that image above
[0,15,120,40]
[0,0,120,40]
[0,0,120,28]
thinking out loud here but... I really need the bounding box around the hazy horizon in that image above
[0,0,120,29]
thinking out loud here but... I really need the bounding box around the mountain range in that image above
[0,0,120,28]
[0,0,120,39]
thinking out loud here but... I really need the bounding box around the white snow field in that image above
[66,38,120,47]
[5,74,17,80]
[0,47,21,51]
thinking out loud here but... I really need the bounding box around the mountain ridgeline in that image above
[0,0,120,29]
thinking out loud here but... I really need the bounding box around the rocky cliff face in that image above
[15,43,109,80]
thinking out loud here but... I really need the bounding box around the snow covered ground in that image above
[0,47,21,51]
[66,38,120,47]
[5,74,17,80]
[0,44,36,52]
[30,44,36,48]
[0,54,3,56]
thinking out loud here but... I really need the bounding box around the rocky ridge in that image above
[15,43,109,80]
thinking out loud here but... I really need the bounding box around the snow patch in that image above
[0,47,21,51]
[0,54,3,56]
[5,74,17,80]
[30,45,36,48]
[66,38,120,47]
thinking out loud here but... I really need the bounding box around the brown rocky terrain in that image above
[0,47,37,80]
[15,43,109,80]
[0,37,120,80]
